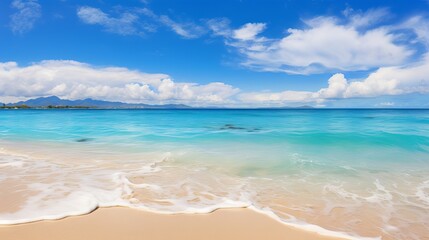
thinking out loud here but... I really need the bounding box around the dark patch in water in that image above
[219,124,261,132]
[76,138,92,142]
[220,124,246,130]
[247,128,261,132]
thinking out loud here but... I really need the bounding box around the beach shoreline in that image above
[1,109,428,239]
[0,207,344,240]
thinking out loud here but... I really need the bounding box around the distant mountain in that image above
[2,96,316,109]
[6,96,191,109]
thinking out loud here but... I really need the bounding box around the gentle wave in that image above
[1,145,428,239]
[0,149,380,240]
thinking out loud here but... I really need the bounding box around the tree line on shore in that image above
[1,104,91,109]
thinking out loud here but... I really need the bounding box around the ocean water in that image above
[0,109,428,239]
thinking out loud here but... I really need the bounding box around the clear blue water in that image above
[0,109,428,239]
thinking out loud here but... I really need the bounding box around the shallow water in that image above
[0,109,428,239]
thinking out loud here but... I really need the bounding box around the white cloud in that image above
[212,9,414,75]
[317,73,348,98]
[344,54,429,97]
[238,55,429,105]
[239,90,316,104]
[77,6,140,35]
[400,16,429,46]
[244,18,411,74]
[207,18,232,37]
[10,0,41,34]
[140,8,205,39]
[345,8,390,28]
[0,61,239,105]
[158,15,205,38]
[233,23,266,41]
[1,56,428,107]
[210,14,429,105]
[77,6,205,38]
[236,14,429,105]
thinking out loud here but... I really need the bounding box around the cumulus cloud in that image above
[0,60,239,105]
[344,55,429,97]
[317,73,348,98]
[236,14,429,106]
[239,55,429,105]
[10,0,41,34]
[77,6,140,35]
[187,13,429,105]
[1,57,428,107]
[210,9,414,74]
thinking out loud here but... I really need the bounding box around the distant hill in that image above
[5,96,191,109]
[2,96,317,109]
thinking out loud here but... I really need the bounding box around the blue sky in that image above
[0,0,429,107]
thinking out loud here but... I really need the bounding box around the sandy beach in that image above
[1,109,428,239]
[0,207,343,240]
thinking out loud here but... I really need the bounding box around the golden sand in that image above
[0,207,343,240]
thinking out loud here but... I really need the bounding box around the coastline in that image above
[0,207,344,240]
[1,109,428,239]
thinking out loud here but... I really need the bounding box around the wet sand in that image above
[0,207,343,240]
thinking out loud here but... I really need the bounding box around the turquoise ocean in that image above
[0,109,428,239]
